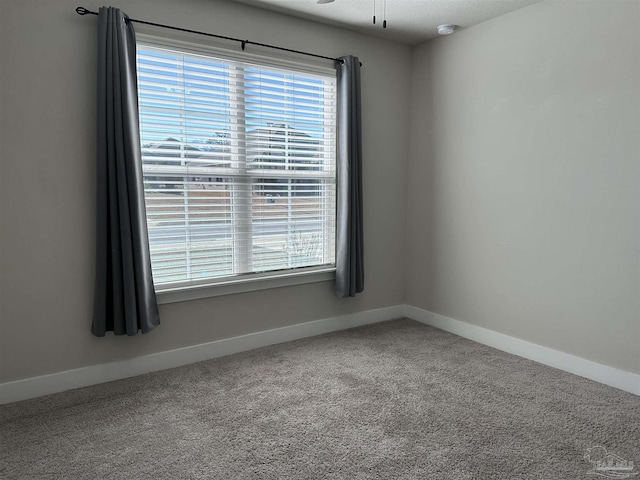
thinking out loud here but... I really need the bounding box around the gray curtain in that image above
[92,7,160,336]
[335,56,364,298]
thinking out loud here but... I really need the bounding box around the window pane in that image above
[137,43,336,288]
[252,178,334,272]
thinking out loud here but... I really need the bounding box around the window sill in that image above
[156,267,336,305]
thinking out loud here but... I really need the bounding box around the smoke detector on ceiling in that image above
[437,24,456,35]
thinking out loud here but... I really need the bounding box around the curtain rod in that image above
[75,7,361,66]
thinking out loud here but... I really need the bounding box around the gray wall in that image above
[2,0,638,385]
[0,0,411,381]
[406,0,640,374]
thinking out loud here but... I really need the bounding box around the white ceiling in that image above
[232,0,544,44]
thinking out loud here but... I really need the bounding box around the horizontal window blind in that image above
[136,42,337,289]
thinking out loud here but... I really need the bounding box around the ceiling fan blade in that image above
[317,0,335,4]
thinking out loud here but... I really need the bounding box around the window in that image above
[136,38,337,294]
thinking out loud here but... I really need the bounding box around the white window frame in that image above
[136,35,337,304]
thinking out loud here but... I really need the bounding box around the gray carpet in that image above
[1,319,639,479]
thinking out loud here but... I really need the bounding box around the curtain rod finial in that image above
[76,6,89,15]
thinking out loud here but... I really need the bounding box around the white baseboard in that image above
[3,304,637,404]
[404,305,640,397]
[0,305,405,405]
